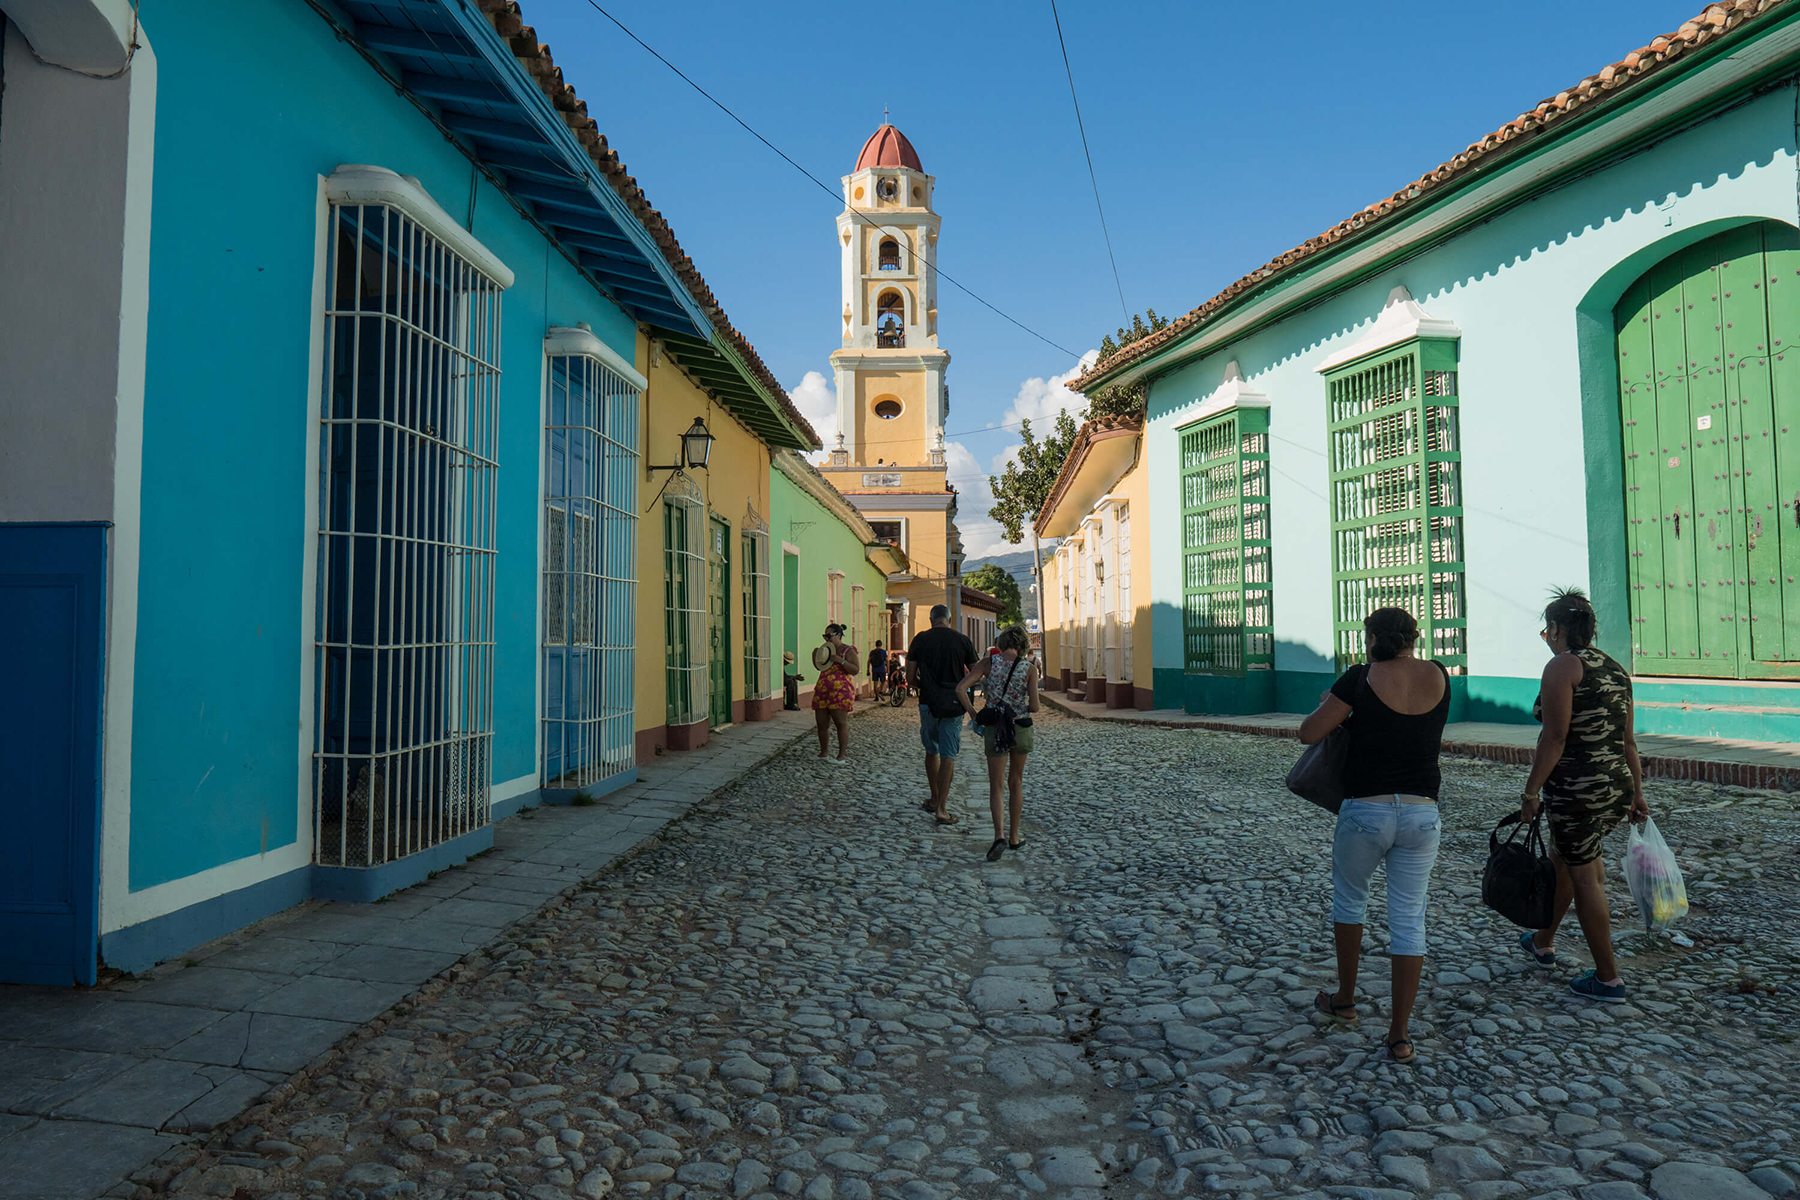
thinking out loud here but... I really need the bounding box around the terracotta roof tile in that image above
[473,0,820,449]
[1074,0,1788,392]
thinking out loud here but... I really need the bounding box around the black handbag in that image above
[1285,727,1349,814]
[1284,666,1364,814]
[1482,811,1558,929]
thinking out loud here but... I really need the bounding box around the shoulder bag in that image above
[1283,665,1365,814]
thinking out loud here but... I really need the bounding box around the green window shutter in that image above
[1323,338,1466,672]
[1178,405,1272,675]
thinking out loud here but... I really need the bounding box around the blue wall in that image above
[129,0,638,892]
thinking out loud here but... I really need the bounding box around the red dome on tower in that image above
[854,124,922,172]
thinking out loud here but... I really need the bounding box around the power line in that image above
[1049,0,1128,323]
[581,0,1083,362]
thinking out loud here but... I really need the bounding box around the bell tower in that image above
[819,123,964,642]
[829,122,950,468]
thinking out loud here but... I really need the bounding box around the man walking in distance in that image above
[908,604,977,825]
[868,640,889,700]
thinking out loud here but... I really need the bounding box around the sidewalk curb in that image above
[1041,693,1800,792]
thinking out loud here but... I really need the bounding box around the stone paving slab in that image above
[0,706,822,1199]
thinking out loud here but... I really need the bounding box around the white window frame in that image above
[827,570,846,626]
[664,477,707,728]
[742,518,772,701]
[313,167,509,868]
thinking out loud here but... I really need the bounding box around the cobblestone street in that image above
[150,707,1799,1200]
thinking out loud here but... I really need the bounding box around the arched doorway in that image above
[1615,220,1800,678]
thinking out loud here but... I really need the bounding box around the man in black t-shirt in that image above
[867,642,888,698]
[907,604,978,823]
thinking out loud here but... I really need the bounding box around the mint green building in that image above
[771,453,907,703]
[1075,4,1800,743]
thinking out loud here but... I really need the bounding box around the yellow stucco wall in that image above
[632,333,774,737]
[1037,442,1152,691]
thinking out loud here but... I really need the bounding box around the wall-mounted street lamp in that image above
[647,416,715,475]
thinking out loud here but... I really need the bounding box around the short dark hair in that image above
[874,641,883,648]
[824,623,846,638]
[929,604,950,622]
[1544,586,1597,650]
[1364,607,1419,661]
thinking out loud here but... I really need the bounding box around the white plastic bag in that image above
[1622,815,1688,934]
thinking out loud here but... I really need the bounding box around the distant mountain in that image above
[964,542,1058,624]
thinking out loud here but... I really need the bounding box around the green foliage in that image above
[985,311,1172,546]
[964,563,1025,628]
[986,408,1081,545]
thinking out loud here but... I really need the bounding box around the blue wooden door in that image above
[0,524,106,985]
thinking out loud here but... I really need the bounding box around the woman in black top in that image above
[1299,607,1450,1065]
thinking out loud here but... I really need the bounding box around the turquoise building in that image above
[0,0,809,983]
[1074,2,1800,742]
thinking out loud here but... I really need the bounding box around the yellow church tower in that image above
[818,123,971,642]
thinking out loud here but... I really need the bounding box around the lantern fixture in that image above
[647,416,715,476]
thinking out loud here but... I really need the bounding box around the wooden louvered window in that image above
[1179,407,1272,675]
[1324,339,1466,671]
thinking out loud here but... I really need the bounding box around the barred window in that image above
[542,331,640,789]
[314,182,506,867]
[1324,340,1465,671]
[1179,406,1273,676]
[664,481,707,728]
[741,522,771,702]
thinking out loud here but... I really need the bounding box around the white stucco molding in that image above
[1315,286,1461,374]
[1190,360,1272,424]
[6,0,137,74]
[544,326,647,391]
[325,165,515,288]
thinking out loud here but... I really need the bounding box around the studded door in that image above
[1616,222,1800,678]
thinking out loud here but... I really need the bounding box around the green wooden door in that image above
[707,517,732,726]
[1617,222,1800,677]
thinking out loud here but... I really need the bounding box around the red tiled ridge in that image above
[1073,0,1790,393]
[473,0,821,450]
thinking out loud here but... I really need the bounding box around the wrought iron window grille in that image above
[1179,406,1274,676]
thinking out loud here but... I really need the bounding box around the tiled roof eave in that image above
[457,0,820,451]
[1074,0,1795,395]
[1033,412,1144,539]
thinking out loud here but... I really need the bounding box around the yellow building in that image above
[1036,412,1155,709]
[630,324,819,761]
[817,124,966,643]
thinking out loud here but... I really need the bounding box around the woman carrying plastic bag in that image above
[1624,815,1688,935]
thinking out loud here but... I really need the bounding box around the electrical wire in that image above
[579,0,1084,362]
[1048,0,1128,323]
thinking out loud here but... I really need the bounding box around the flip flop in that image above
[985,839,1006,862]
[921,800,936,812]
[935,814,959,826]
[1007,840,1025,851]
[1313,990,1358,1025]
[1387,1038,1417,1065]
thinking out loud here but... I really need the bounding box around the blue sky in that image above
[523,0,1703,553]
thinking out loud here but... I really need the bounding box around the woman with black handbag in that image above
[1516,589,1647,1003]
[955,625,1039,863]
[1298,607,1449,1065]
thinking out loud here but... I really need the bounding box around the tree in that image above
[964,564,1025,628]
[987,408,1080,545]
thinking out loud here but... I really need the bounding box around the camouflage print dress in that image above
[1533,646,1635,866]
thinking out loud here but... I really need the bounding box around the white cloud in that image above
[787,370,838,461]
[996,349,1100,431]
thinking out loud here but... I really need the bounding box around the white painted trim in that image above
[781,541,801,557]
[98,30,156,935]
[773,450,885,541]
[107,844,313,933]
[544,326,647,391]
[294,176,331,875]
[1105,21,1800,391]
[837,491,952,513]
[534,349,548,787]
[324,165,515,288]
[492,772,539,804]
[1189,359,1274,425]
[1314,286,1461,373]
[4,0,136,74]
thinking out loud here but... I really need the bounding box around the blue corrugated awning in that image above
[326,0,711,338]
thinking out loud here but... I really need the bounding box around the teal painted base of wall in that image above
[1156,665,1800,743]
[311,824,494,904]
[1183,671,1275,715]
[101,865,312,976]
[494,767,638,822]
